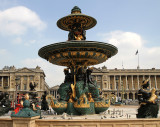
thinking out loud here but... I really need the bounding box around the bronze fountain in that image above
[38,6,118,115]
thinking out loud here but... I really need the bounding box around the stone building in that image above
[92,66,160,101]
[50,85,59,99]
[0,66,49,103]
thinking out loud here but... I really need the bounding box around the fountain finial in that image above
[71,6,81,14]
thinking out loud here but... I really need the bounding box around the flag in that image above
[135,50,138,55]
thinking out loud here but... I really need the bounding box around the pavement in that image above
[0,105,160,120]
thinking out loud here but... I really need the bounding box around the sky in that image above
[0,0,160,87]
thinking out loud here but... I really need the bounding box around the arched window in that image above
[135,93,138,100]
[124,93,127,99]
[129,93,133,100]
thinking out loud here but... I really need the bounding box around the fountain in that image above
[38,6,118,115]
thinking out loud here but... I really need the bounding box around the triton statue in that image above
[137,79,159,118]
[38,6,118,115]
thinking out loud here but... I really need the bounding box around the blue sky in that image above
[0,0,160,86]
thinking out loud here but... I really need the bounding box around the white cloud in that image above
[0,6,46,35]
[12,37,22,44]
[0,49,13,67]
[24,40,36,46]
[99,31,144,48]
[21,58,65,87]
[0,49,8,55]
[97,31,160,69]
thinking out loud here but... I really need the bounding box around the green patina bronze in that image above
[0,92,11,116]
[136,79,159,118]
[38,6,118,115]
[11,94,40,118]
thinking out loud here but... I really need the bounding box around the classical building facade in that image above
[0,66,49,103]
[92,66,160,101]
[50,85,59,99]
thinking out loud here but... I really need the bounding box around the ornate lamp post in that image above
[15,77,20,104]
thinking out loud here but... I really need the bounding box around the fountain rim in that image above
[38,40,118,60]
[57,13,97,31]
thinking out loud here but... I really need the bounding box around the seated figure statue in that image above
[68,22,86,41]
[58,68,72,101]
[136,79,159,118]
[86,68,101,100]
[75,67,101,101]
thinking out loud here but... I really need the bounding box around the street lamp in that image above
[15,77,20,104]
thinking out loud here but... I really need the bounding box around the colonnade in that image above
[51,90,58,98]
[95,75,159,91]
[93,74,160,101]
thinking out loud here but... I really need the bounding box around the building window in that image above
[103,76,107,81]
[97,76,102,81]
[30,76,34,81]
[24,76,27,81]
[17,85,20,90]
[3,76,8,87]
[24,84,27,90]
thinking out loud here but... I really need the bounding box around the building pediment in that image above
[15,67,35,73]
[93,67,102,73]
[50,85,60,90]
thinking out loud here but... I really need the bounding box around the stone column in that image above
[102,75,104,90]
[27,76,30,90]
[131,75,134,90]
[127,93,129,100]
[120,75,122,90]
[20,76,23,90]
[8,76,9,87]
[114,75,116,90]
[54,90,56,98]
[143,75,145,80]
[126,76,128,90]
[137,75,140,89]
[10,76,12,88]
[108,76,110,90]
[2,76,3,88]
[149,75,151,89]
[133,92,135,101]
[155,75,157,89]
[56,90,58,98]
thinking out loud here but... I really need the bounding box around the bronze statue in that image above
[0,92,11,116]
[68,23,86,41]
[41,91,49,111]
[29,82,37,91]
[137,79,159,118]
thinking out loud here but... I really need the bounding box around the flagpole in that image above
[135,50,139,69]
[138,52,139,69]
